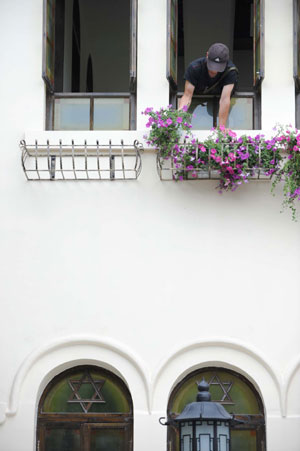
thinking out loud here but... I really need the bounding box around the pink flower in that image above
[166,118,173,126]
[144,107,153,114]
[210,148,216,155]
[215,156,222,163]
[200,146,206,152]
[228,130,237,137]
[219,125,225,131]
[176,117,183,123]
[182,105,188,112]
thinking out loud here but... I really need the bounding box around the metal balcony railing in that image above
[20,140,143,181]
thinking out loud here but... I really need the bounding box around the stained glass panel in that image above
[42,367,131,414]
[45,427,80,451]
[231,430,257,451]
[90,428,125,451]
[169,370,261,415]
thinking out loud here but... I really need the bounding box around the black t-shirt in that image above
[184,57,238,95]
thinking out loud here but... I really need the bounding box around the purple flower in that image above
[176,117,183,124]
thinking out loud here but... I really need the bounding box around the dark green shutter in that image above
[253,0,265,88]
[294,0,300,90]
[167,0,178,91]
[42,0,56,93]
[130,0,138,93]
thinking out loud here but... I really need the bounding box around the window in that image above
[167,0,264,129]
[37,365,133,451]
[167,367,265,451]
[43,0,137,130]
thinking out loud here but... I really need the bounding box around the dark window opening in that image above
[176,0,254,93]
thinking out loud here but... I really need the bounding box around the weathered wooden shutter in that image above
[253,0,265,89]
[167,0,178,91]
[130,0,138,93]
[294,0,300,90]
[42,0,56,93]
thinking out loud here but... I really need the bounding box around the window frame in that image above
[36,365,133,451]
[42,0,137,130]
[168,0,264,129]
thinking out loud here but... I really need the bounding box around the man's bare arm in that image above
[218,84,234,127]
[178,81,195,110]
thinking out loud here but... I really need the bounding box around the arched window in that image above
[167,367,265,451]
[37,365,133,451]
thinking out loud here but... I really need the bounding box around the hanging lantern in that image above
[174,379,232,451]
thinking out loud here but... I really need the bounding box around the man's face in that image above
[207,69,218,78]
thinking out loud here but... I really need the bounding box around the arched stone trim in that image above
[2,335,150,424]
[282,354,300,417]
[151,339,283,416]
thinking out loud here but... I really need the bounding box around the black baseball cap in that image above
[207,43,229,72]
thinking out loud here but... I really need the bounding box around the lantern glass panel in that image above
[217,423,230,451]
[218,434,228,451]
[195,421,214,451]
[181,422,193,451]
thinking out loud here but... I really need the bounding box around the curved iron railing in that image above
[20,140,143,181]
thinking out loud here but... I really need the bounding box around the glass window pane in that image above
[94,98,129,130]
[90,428,125,451]
[189,98,214,130]
[42,367,131,414]
[45,428,80,451]
[231,430,257,451]
[54,99,90,130]
[227,97,253,130]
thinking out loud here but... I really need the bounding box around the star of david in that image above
[207,374,234,404]
[68,371,106,413]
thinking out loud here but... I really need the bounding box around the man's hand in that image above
[218,83,234,127]
[178,81,195,110]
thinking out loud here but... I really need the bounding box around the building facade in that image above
[0,0,300,450]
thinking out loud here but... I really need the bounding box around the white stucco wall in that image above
[0,0,299,450]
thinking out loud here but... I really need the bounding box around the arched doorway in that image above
[167,367,265,451]
[37,365,133,451]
